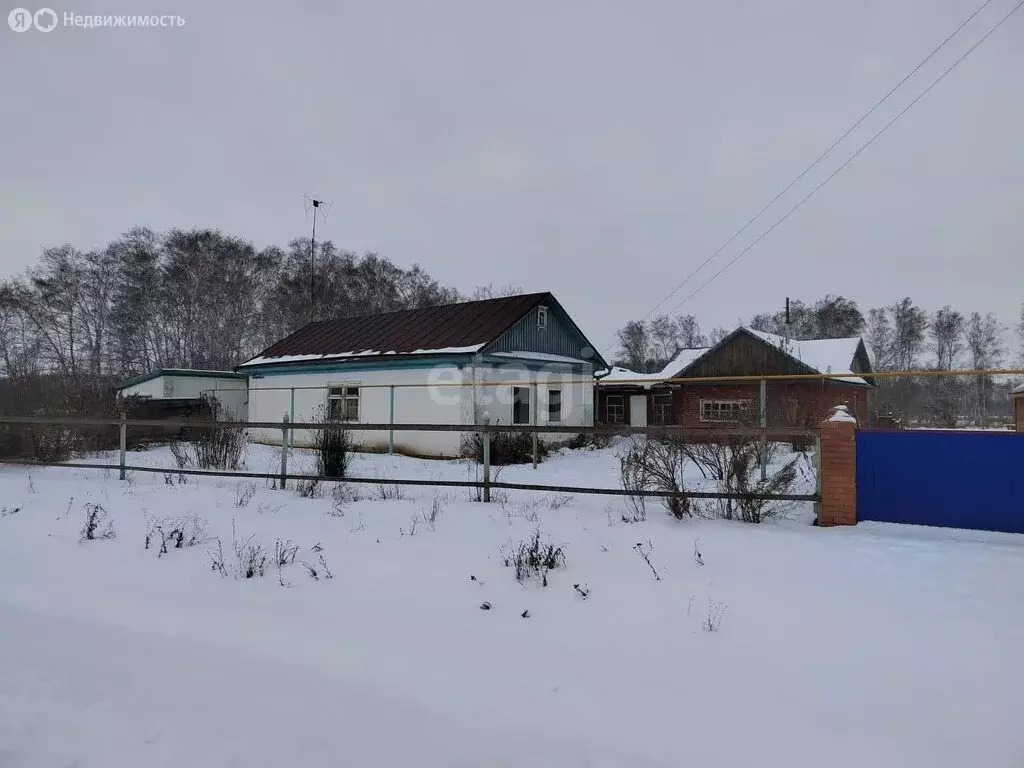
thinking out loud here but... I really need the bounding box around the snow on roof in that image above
[490,351,591,364]
[596,347,711,388]
[596,329,868,386]
[1013,382,1024,395]
[659,347,711,378]
[827,405,858,423]
[744,328,867,385]
[240,345,485,368]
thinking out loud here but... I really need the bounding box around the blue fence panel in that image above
[856,430,1024,533]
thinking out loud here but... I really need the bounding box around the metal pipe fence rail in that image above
[222,368,1024,390]
[0,415,821,505]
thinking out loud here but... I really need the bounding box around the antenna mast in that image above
[303,195,332,325]
[310,199,321,324]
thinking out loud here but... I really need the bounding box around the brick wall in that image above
[673,382,870,429]
[676,384,755,427]
[818,417,857,526]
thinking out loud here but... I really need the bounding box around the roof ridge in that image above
[312,292,551,325]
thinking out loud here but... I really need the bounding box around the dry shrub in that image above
[503,527,566,587]
[169,396,246,471]
[618,436,691,520]
[683,438,798,523]
[461,429,549,466]
[316,414,351,479]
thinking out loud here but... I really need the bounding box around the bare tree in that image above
[865,307,895,371]
[890,297,929,372]
[471,283,523,300]
[615,320,651,372]
[1017,302,1024,363]
[707,326,730,345]
[931,306,966,370]
[749,295,863,340]
[812,295,865,339]
[0,281,40,378]
[966,311,1005,426]
[648,315,680,371]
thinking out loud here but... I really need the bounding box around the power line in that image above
[628,0,1000,332]
[661,0,1023,319]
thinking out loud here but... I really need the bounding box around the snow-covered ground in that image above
[1,443,1022,767]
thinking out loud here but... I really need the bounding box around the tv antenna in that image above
[303,195,333,324]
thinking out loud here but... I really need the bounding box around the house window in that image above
[328,386,360,422]
[604,394,625,424]
[537,305,548,330]
[651,391,674,425]
[512,386,531,425]
[699,399,749,423]
[548,388,562,423]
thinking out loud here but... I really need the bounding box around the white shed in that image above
[115,369,248,420]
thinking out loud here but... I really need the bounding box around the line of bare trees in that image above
[0,227,464,382]
[614,294,1024,427]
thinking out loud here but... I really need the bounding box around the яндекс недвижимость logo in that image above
[8,7,57,31]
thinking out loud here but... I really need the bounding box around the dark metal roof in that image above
[242,293,553,367]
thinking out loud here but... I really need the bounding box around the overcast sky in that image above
[1,0,1021,354]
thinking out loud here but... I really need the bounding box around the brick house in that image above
[595,327,874,432]
[1013,383,1024,431]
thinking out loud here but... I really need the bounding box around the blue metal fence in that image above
[856,429,1024,533]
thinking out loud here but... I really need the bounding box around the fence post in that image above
[759,377,767,481]
[389,385,395,455]
[280,414,289,489]
[289,388,295,451]
[482,415,491,503]
[531,383,539,470]
[118,410,127,481]
[818,409,857,526]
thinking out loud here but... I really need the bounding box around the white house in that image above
[115,369,248,419]
[238,293,608,457]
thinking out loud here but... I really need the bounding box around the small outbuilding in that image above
[115,369,249,420]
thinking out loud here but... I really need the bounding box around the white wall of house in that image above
[118,375,248,420]
[246,359,595,458]
[464,362,593,438]
[173,377,248,419]
[248,365,466,457]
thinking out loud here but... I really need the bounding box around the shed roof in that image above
[1013,382,1024,395]
[116,369,247,391]
[240,292,606,369]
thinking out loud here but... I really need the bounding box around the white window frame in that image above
[537,305,548,330]
[327,383,360,422]
[547,388,562,423]
[512,386,531,425]
[699,398,749,424]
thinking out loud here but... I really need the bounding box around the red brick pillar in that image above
[818,413,857,526]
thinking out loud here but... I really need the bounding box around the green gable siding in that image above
[486,302,598,362]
